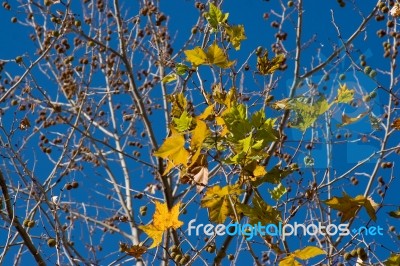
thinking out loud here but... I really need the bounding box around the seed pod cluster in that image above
[169,245,190,264]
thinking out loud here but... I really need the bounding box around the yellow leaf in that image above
[184,47,208,67]
[257,50,284,75]
[139,201,183,249]
[216,116,229,137]
[191,119,210,150]
[152,201,183,230]
[201,184,243,223]
[206,42,235,68]
[335,83,354,103]
[279,256,301,266]
[338,111,368,127]
[197,104,214,120]
[225,24,246,50]
[272,98,290,110]
[169,93,187,118]
[293,246,325,260]
[153,133,189,168]
[139,224,164,249]
[253,164,267,177]
[162,73,177,83]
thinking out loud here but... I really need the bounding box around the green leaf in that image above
[252,163,293,186]
[184,47,208,67]
[369,114,382,130]
[205,3,229,31]
[223,104,251,140]
[293,246,325,260]
[201,184,243,223]
[384,254,400,266]
[176,63,189,75]
[269,183,287,201]
[162,73,177,84]
[237,195,281,225]
[173,111,192,132]
[289,96,330,131]
[335,83,354,103]
[304,155,314,167]
[225,24,246,50]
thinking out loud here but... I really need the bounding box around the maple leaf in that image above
[324,193,376,223]
[153,131,189,171]
[385,254,400,265]
[139,201,183,249]
[257,50,284,75]
[206,42,235,68]
[335,83,354,104]
[225,24,246,50]
[237,195,281,225]
[204,3,229,31]
[184,47,208,67]
[120,243,147,258]
[337,111,368,127]
[391,118,400,130]
[201,184,243,223]
[162,73,177,84]
[192,166,209,193]
[185,43,234,69]
[279,246,325,266]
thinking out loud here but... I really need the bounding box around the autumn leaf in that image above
[279,256,302,266]
[184,47,208,67]
[206,42,235,68]
[388,208,400,218]
[153,131,189,172]
[204,3,229,31]
[162,73,177,84]
[225,24,246,50]
[337,111,368,127]
[384,254,400,266]
[269,183,287,201]
[120,243,147,258]
[335,83,354,104]
[192,166,209,193]
[257,50,284,75]
[391,118,400,130]
[173,110,193,132]
[293,246,325,260]
[279,246,325,266]
[169,93,187,118]
[185,43,234,68]
[139,201,183,249]
[289,96,330,131]
[324,193,377,223]
[201,184,243,223]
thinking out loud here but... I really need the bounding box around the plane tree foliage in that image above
[0,0,399,265]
